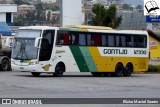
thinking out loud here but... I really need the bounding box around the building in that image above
[0,4,17,25]
[61,0,82,26]
[118,10,147,30]
[148,30,160,59]
[0,0,13,4]
[41,0,56,3]
[17,4,36,15]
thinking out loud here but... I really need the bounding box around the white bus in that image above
[11,26,149,77]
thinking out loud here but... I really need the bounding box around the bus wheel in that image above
[91,72,102,77]
[114,63,124,77]
[124,63,133,76]
[31,72,41,77]
[54,63,64,77]
[0,59,10,71]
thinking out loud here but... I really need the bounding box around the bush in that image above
[148,65,160,72]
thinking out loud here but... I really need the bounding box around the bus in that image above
[11,25,149,77]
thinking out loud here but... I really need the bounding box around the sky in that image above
[124,0,143,6]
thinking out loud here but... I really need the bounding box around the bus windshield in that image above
[16,29,41,38]
[11,29,41,60]
[11,38,38,60]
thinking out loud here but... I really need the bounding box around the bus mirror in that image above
[5,37,13,48]
[34,37,42,48]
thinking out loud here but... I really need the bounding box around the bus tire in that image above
[0,59,10,71]
[54,63,64,77]
[114,63,124,77]
[91,72,102,77]
[124,63,133,76]
[31,72,41,77]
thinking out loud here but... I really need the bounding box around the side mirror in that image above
[34,37,42,48]
[5,37,13,48]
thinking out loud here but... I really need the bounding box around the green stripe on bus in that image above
[79,47,98,72]
[69,46,90,72]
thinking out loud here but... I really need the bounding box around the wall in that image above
[61,0,82,26]
[149,36,160,59]
[0,4,17,12]
[0,4,17,23]
[0,13,6,22]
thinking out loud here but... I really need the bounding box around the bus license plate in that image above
[20,67,24,69]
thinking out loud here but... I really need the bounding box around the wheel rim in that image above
[56,66,63,75]
[117,66,123,74]
[125,65,133,75]
[2,60,8,70]
[115,64,123,76]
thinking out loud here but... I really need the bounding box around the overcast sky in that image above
[124,0,143,6]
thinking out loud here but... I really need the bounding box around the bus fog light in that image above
[11,60,15,64]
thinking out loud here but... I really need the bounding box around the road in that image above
[0,71,160,106]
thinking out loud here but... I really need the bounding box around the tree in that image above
[13,0,30,5]
[122,4,131,10]
[92,4,122,28]
[47,11,51,22]
[136,5,143,9]
[92,4,107,26]
[106,4,122,28]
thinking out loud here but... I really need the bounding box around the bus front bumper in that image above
[11,64,38,72]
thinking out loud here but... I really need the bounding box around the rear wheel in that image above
[0,59,10,71]
[123,63,133,76]
[114,63,124,77]
[31,72,41,77]
[54,63,64,77]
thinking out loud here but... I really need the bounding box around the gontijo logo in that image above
[144,0,160,15]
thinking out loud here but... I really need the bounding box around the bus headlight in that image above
[11,60,15,64]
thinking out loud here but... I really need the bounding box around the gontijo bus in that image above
[11,25,149,77]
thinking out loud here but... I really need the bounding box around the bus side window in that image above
[116,36,120,47]
[138,36,145,48]
[92,34,101,46]
[56,31,69,45]
[134,36,138,47]
[126,36,133,47]
[63,34,69,45]
[87,34,92,46]
[102,34,108,46]
[78,34,86,46]
[121,36,126,47]
[108,35,115,47]
[56,34,63,45]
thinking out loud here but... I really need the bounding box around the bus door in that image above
[38,30,55,72]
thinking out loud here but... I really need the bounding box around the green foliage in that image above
[92,4,106,26]
[122,4,131,10]
[92,4,122,28]
[148,65,160,72]
[136,5,143,9]
[13,18,23,26]
[13,0,30,5]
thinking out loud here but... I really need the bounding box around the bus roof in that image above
[18,26,59,30]
[18,26,148,35]
[64,25,113,30]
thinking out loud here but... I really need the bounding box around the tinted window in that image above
[108,35,115,47]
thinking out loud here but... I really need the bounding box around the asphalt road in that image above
[0,71,160,107]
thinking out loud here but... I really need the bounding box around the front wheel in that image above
[31,72,41,77]
[0,59,10,71]
[54,63,64,77]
